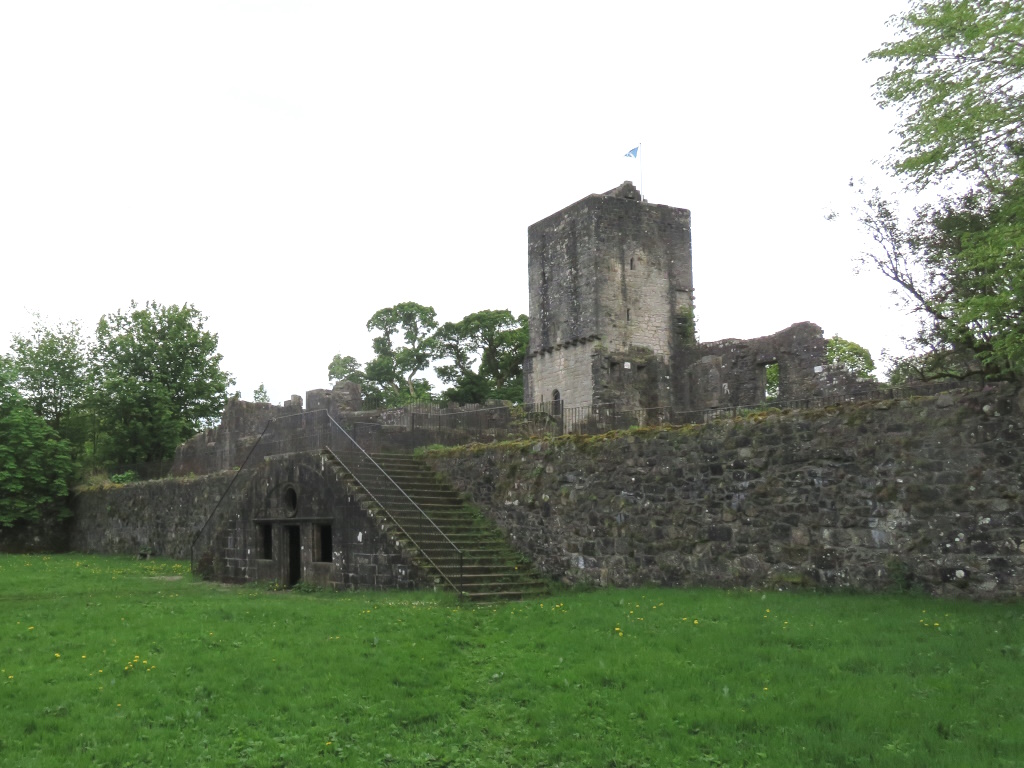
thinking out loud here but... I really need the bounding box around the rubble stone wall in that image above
[427,386,1024,599]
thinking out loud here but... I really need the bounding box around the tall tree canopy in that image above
[361,302,438,408]
[869,0,1024,190]
[0,358,74,526]
[862,0,1024,382]
[92,301,234,463]
[434,310,528,403]
[8,315,91,434]
[330,304,529,408]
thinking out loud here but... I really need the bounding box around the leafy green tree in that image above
[869,0,1024,190]
[825,335,876,380]
[434,310,529,403]
[327,355,366,388]
[0,359,74,526]
[363,302,438,407]
[861,0,1024,381]
[253,383,270,403]
[91,301,234,463]
[8,315,92,439]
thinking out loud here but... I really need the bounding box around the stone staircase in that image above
[321,450,548,601]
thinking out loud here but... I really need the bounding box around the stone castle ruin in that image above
[525,181,870,415]
[49,184,1024,600]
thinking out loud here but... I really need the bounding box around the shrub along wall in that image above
[70,473,233,560]
[426,387,1024,598]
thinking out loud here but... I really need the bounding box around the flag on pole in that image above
[625,146,639,158]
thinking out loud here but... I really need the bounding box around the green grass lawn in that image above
[1,554,1023,767]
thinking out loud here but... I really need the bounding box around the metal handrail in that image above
[189,417,274,573]
[322,412,463,598]
[376,380,976,444]
[322,446,463,599]
[189,409,464,597]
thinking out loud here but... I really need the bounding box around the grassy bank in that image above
[1,554,1022,767]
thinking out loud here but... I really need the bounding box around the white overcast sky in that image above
[1,1,918,405]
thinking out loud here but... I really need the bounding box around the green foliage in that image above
[326,354,365,387]
[765,362,779,401]
[109,470,139,485]
[435,310,528,403]
[860,183,1024,381]
[362,302,438,408]
[332,305,530,408]
[5,554,1024,766]
[0,361,74,526]
[826,335,877,379]
[869,0,1024,190]
[8,315,90,430]
[252,383,269,403]
[863,1,1024,382]
[8,315,92,451]
[91,301,234,463]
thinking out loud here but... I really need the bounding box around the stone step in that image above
[322,449,548,600]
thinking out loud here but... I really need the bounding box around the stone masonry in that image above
[427,386,1024,599]
[525,183,876,413]
[524,181,694,411]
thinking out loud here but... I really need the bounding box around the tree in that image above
[327,355,366,388]
[363,302,438,407]
[91,301,234,463]
[0,358,74,526]
[253,383,270,403]
[869,0,1024,191]
[329,304,529,408]
[8,314,91,437]
[434,310,529,403]
[825,335,877,380]
[861,0,1024,382]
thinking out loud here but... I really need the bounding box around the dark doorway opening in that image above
[552,389,562,416]
[317,524,333,563]
[286,525,302,586]
[258,523,273,560]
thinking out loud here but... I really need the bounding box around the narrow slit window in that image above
[630,257,635,270]
[626,308,631,322]
[764,362,779,402]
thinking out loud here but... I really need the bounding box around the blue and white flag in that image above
[625,146,639,158]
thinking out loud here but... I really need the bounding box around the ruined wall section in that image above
[172,397,303,476]
[172,382,365,477]
[682,322,869,410]
[71,473,234,560]
[72,454,425,591]
[427,386,1024,599]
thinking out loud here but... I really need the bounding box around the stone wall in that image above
[197,453,418,590]
[676,322,878,412]
[524,181,693,408]
[0,513,73,554]
[71,473,234,560]
[69,454,424,591]
[426,386,1024,599]
[526,339,598,408]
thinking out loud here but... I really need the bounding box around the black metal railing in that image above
[352,379,975,448]
[189,410,463,596]
[320,412,463,598]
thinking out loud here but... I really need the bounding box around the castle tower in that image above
[523,182,694,411]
